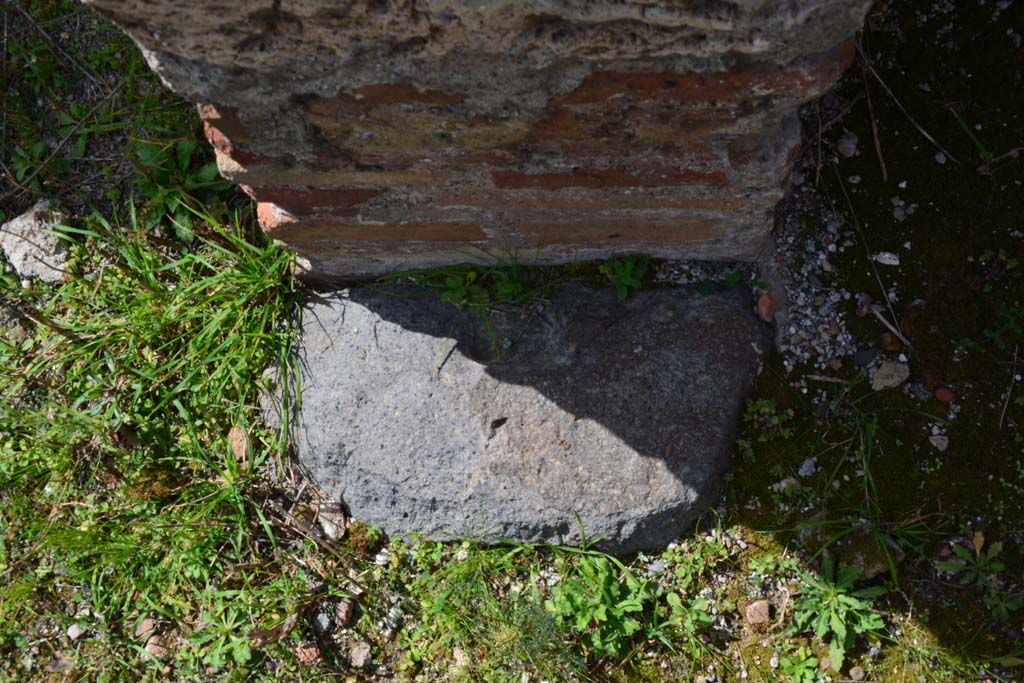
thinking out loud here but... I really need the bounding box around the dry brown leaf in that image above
[335,599,355,628]
[295,641,320,665]
[229,425,249,470]
[973,530,985,556]
[250,612,299,646]
[756,291,777,323]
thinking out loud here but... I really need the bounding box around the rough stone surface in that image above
[267,285,770,553]
[350,642,372,669]
[0,200,69,283]
[871,361,909,391]
[743,599,772,630]
[143,635,169,660]
[85,0,872,278]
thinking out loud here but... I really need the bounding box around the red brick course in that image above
[554,68,818,106]
[432,190,766,212]
[246,187,383,213]
[491,169,729,190]
[264,219,487,244]
[197,40,857,277]
[87,0,870,277]
[522,218,723,244]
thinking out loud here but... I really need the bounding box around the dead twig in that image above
[833,165,907,343]
[812,92,865,186]
[861,60,888,183]
[266,499,369,596]
[999,344,1019,429]
[771,586,791,632]
[815,102,823,187]
[2,7,8,156]
[0,81,123,204]
[0,159,44,197]
[7,1,110,94]
[818,92,865,137]
[870,305,912,349]
[806,374,854,385]
[856,41,959,165]
[288,479,309,516]
[10,301,81,343]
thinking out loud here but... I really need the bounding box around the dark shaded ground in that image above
[728,0,1024,672]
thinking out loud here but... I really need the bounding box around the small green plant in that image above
[544,549,654,661]
[937,534,1004,588]
[937,533,1023,621]
[743,399,796,443]
[390,263,553,312]
[439,268,491,312]
[660,592,712,653]
[949,107,1022,172]
[780,646,820,683]
[659,530,731,594]
[400,541,584,681]
[982,302,1023,351]
[723,270,743,287]
[748,553,799,586]
[599,255,649,300]
[980,248,1021,279]
[129,137,234,240]
[9,140,48,193]
[2,3,197,214]
[956,301,1023,355]
[384,262,559,355]
[790,558,886,671]
[186,594,254,668]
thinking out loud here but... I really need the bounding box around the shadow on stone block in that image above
[272,284,771,554]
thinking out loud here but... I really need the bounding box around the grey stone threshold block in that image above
[270,284,771,554]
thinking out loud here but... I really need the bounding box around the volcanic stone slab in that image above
[273,284,770,553]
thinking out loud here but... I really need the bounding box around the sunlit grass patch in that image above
[0,206,301,678]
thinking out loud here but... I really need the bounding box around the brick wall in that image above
[86,1,871,279]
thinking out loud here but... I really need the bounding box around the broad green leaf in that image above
[936,560,966,574]
[829,638,845,671]
[953,545,973,561]
[830,610,847,642]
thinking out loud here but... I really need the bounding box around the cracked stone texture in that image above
[84,0,872,278]
[267,284,771,553]
[82,2,872,101]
